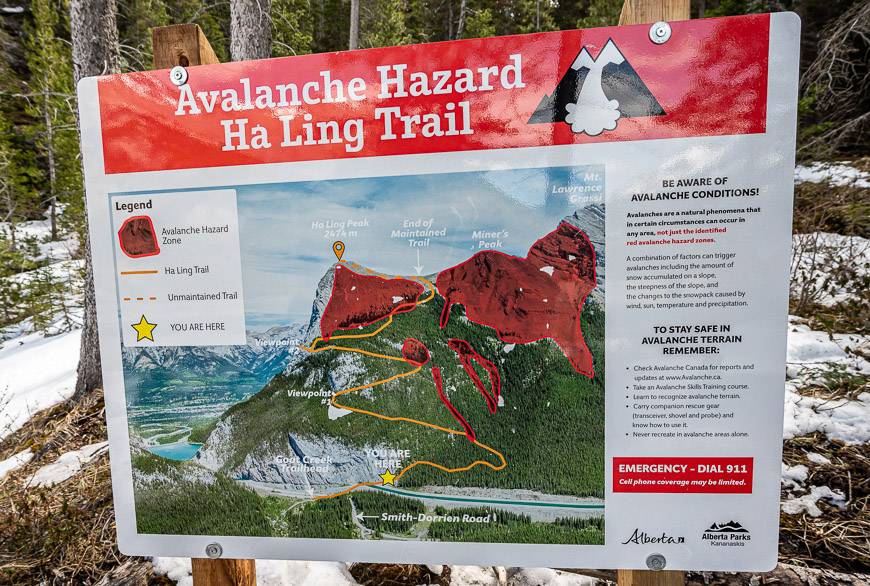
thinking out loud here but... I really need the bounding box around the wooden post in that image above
[619,0,690,26]
[152,23,220,68]
[190,558,257,586]
[150,26,256,586]
[618,569,686,586]
[617,0,689,578]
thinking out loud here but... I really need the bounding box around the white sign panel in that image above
[78,13,800,571]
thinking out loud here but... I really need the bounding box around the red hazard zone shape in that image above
[436,221,597,377]
[431,366,477,442]
[320,265,424,340]
[402,338,430,366]
[447,339,501,414]
[118,215,160,258]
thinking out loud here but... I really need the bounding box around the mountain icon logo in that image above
[705,520,749,533]
[528,38,664,136]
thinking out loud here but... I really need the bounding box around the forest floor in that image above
[0,162,867,585]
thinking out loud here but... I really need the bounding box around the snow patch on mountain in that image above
[196,419,236,472]
[565,203,605,305]
[305,265,336,343]
[328,352,366,392]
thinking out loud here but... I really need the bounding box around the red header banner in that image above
[97,14,769,174]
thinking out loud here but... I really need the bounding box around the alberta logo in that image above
[702,521,751,547]
[621,529,685,545]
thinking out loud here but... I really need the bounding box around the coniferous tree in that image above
[311,0,349,53]
[24,0,81,242]
[70,0,121,399]
[361,0,411,48]
[272,0,314,56]
[117,0,170,70]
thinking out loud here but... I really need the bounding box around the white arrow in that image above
[414,249,424,275]
[355,512,380,522]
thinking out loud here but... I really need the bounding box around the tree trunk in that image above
[70,0,120,80]
[43,83,57,241]
[348,0,360,50]
[230,0,273,61]
[456,0,467,39]
[70,0,120,400]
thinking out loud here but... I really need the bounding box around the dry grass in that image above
[350,563,450,585]
[780,434,869,574]
[792,170,870,239]
[790,177,869,333]
[0,388,157,585]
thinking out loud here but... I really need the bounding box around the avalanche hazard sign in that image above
[78,13,800,571]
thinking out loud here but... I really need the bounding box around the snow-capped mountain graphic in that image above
[528,38,664,136]
[705,521,749,533]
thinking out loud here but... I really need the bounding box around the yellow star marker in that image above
[131,315,157,342]
[379,469,396,486]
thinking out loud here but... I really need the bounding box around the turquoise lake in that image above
[146,442,202,461]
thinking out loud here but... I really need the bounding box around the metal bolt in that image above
[646,553,667,571]
[205,542,223,559]
[169,65,189,86]
[649,21,672,44]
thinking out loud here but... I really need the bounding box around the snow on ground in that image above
[782,485,847,517]
[786,318,870,377]
[782,385,869,445]
[790,232,870,307]
[781,463,808,489]
[0,216,78,264]
[3,258,83,288]
[25,441,108,488]
[782,317,870,445]
[152,559,359,586]
[0,327,81,441]
[0,447,33,481]
[794,162,870,188]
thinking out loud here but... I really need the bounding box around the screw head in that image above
[646,553,667,571]
[205,542,222,559]
[169,65,189,86]
[649,21,672,44]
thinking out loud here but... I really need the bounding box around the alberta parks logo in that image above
[702,521,751,547]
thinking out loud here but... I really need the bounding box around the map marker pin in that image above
[332,241,345,262]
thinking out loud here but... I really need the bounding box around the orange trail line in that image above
[299,272,506,501]
[314,481,381,500]
[120,270,158,275]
